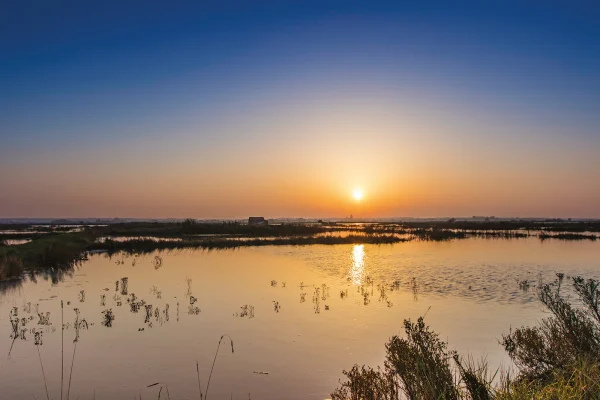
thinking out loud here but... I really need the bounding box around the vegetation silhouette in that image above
[332,276,600,399]
[1,220,598,286]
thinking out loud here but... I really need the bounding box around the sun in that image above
[352,188,364,201]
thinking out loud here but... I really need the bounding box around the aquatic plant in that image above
[0,231,93,279]
[203,334,234,400]
[9,307,19,337]
[539,232,597,241]
[152,255,164,269]
[185,277,193,299]
[128,293,146,313]
[518,280,531,292]
[378,284,388,301]
[236,305,254,318]
[120,277,129,295]
[36,337,51,400]
[410,277,419,300]
[38,311,51,325]
[150,285,162,299]
[321,283,330,300]
[144,304,154,323]
[164,303,170,322]
[2,220,598,283]
[333,276,600,400]
[0,252,24,280]
[101,309,115,327]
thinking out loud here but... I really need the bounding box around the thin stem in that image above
[7,336,17,359]
[204,335,234,400]
[67,340,78,400]
[196,361,203,400]
[61,300,64,400]
[36,345,50,400]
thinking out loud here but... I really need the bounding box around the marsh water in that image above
[1,238,599,399]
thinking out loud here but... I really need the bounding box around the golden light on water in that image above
[352,188,364,201]
[350,244,365,285]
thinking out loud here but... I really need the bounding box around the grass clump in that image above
[332,276,600,400]
[496,358,600,399]
[0,232,95,279]
[332,316,490,400]
[501,277,600,382]
[0,251,24,280]
[385,317,460,399]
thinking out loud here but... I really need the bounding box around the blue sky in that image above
[1,1,599,218]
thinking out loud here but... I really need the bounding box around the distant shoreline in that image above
[1,220,599,281]
[2,217,600,224]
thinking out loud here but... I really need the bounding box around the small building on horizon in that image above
[248,217,268,226]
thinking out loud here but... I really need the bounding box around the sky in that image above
[1,1,600,219]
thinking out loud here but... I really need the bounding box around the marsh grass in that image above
[0,252,23,280]
[0,232,93,279]
[203,334,235,400]
[92,234,408,255]
[2,221,597,283]
[495,357,600,399]
[105,220,345,238]
[333,276,600,400]
[36,343,51,400]
[539,232,597,241]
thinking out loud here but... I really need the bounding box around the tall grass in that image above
[0,232,94,280]
[0,252,24,280]
[204,334,234,400]
[332,276,600,400]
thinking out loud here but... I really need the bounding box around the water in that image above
[1,238,598,399]
[2,239,31,245]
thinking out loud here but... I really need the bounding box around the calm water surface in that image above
[1,238,599,399]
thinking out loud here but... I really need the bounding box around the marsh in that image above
[1,237,598,399]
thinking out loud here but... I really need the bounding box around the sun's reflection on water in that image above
[350,244,365,285]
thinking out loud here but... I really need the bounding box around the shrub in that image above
[332,277,600,400]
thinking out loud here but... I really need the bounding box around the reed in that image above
[67,336,79,400]
[196,361,202,400]
[61,300,64,400]
[36,344,51,400]
[204,335,234,400]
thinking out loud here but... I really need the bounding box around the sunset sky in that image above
[1,1,599,218]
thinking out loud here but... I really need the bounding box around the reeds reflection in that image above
[350,244,365,285]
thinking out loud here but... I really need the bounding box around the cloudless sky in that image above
[1,1,599,218]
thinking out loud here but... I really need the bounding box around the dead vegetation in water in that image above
[235,304,255,318]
